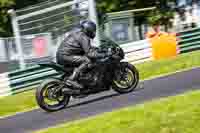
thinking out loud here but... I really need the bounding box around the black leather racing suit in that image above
[56,28,105,88]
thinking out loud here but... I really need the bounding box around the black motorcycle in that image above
[36,41,139,112]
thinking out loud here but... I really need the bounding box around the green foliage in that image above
[97,0,155,13]
[97,0,176,28]
[0,0,44,37]
[0,0,14,37]
[147,9,174,26]
[0,0,177,37]
[14,0,42,9]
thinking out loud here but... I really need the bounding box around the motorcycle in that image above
[35,41,139,112]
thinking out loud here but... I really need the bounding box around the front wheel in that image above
[36,78,70,112]
[112,62,139,94]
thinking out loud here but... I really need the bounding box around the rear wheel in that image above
[112,62,139,93]
[36,78,70,112]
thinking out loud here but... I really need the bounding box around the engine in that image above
[79,69,103,87]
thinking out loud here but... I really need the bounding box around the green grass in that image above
[136,50,200,80]
[35,90,200,133]
[0,90,37,117]
[1,50,200,118]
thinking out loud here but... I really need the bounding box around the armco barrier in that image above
[1,27,200,97]
[122,39,152,63]
[0,67,59,97]
[178,27,200,53]
[0,40,152,97]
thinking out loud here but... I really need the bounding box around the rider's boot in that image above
[63,62,90,93]
[64,67,83,92]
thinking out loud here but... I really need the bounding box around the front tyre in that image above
[112,62,139,94]
[36,78,70,112]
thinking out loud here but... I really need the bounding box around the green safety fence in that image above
[0,65,60,97]
[178,27,200,53]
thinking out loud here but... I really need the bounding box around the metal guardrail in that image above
[178,27,200,53]
[122,40,152,64]
[0,66,59,97]
[1,27,200,97]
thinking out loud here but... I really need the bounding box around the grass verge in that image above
[0,90,37,118]
[1,50,200,118]
[36,90,200,133]
[136,50,200,80]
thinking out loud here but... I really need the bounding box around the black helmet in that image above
[80,20,96,39]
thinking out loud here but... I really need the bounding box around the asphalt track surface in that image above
[1,68,200,133]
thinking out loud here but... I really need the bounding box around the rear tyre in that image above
[36,78,70,112]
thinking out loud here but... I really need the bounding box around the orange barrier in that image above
[148,33,179,60]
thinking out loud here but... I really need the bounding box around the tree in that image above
[0,0,176,37]
[96,0,176,28]
[14,0,41,9]
[0,0,44,37]
[0,0,14,37]
[148,0,175,31]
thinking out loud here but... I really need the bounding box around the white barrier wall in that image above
[122,39,152,64]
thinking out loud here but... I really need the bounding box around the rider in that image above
[56,20,108,90]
